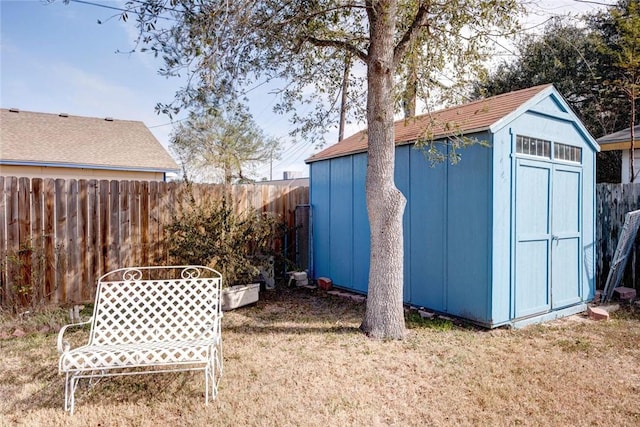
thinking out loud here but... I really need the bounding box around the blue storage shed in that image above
[306,84,599,328]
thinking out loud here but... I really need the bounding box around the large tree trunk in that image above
[360,0,407,339]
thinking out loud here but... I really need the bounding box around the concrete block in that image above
[287,271,309,287]
[587,306,609,321]
[293,271,308,281]
[613,287,637,301]
[418,309,435,319]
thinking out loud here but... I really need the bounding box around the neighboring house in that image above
[306,84,599,328]
[0,108,179,181]
[597,125,640,183]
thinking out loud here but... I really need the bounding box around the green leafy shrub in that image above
[166,198,281,287]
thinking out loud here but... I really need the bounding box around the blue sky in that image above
[1,0,614,181]
[0,0,323,180]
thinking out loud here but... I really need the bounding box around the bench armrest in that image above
[57,318,93,354]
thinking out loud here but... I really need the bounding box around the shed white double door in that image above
[513,159,582,319]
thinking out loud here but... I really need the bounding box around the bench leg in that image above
[64,372,79,414]
[205,343,223,405]
[216,339,224,378]
[63,373,69,412]
[205,365,210,405]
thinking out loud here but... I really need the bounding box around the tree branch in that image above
[304,36,368,62]
[393,2,429,67]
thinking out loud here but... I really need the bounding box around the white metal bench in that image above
[57,265,223,414]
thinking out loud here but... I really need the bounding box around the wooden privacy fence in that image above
[0,177,309,309]
[596,183,640,292]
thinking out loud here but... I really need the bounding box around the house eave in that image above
[598,141,640,152]
[0,159,180,174]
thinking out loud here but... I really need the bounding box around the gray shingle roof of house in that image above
[597,125,640,151]
[0,108,179,172]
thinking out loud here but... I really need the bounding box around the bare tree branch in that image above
[393,2,429,67]
[303,36,368,62]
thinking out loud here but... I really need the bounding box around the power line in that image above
[254,139,316,176]
[571,0,616,6]
[68,0,128,13]
[148,117,187,128]
[68,0,175,21]
[273,141,315,166]
[127,0,183,14]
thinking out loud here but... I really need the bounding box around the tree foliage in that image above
[590,0,640,103]
[171,106,281,183]
[127,0,521,141]
[115,0,521,339]
[474,1,640,182]
[591,0,640,181]
[472,19,619,138]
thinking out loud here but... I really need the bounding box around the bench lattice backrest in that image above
[89,266,222,346]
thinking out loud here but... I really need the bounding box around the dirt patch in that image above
[1,288,639,426]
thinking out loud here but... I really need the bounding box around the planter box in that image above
[222,283,260,311]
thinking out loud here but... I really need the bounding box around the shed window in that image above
[554,142,582,163]
[516,135,550,158]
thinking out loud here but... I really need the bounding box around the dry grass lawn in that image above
[1,287,639,426]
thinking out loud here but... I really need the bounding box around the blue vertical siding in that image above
[352,154,370,293]
[407,146,447,311]
[446,139,492,322]
[310,161,331,279]
[329,156,354,288]
[311,154,369,292]
[394,146,412,301]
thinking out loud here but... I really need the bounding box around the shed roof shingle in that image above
[306,84,553,163]
[0,109,179,172]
